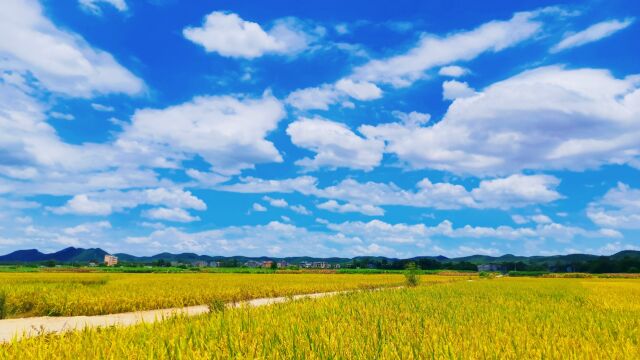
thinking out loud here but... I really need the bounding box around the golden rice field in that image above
[2,277,639,359]
[0,273,459,318]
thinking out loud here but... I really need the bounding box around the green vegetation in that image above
[403,262,420,287]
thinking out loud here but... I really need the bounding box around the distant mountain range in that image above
[0,247,638,265]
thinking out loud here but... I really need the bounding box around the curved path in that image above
[0,290,356,343]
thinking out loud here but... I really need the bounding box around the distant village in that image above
[100,254,341,269]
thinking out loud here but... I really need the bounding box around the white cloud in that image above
[50,188,206,216]
[351,12,540,87]
[286,117,385,171]
[252,203,267,212]
[287,11,541,109]
[438,65,469,78]
[531,214,552,224]
[328,218,620,246]
[119,93,285,175]
[143,207,200,223]
[218,176,318,194]
[512,214,528,225]
[63,221,111,235]
[0,0,143,97]
[285,85,341,111]
[334,79,382,101]
[52,194,113,216]
[290,205,311,215]
[79,0,128,14]
[91,103,115,112]
[470,174,562,209]
[551,18,634,53]
[317,200,384,216]
[361,65,640,175]
[261,196,311,215]
[49,112,75,121]
[442,80,476,100]
[263,196,288,208]
[183,12,321,59]
[592,241,640,255]
[587,183,640,229]
[185,169,230,187]
[512,214,553,225]
[220,174,561,210]
[391,111,430,127]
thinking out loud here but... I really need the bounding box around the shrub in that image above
[404,262,420,287]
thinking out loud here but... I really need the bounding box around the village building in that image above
[244,260,262,268]
[104,254,118,266]
[262,260,274,268]
[477,264,505,272]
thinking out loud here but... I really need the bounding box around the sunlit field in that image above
[0,273,463,318]
[2,277,639,359]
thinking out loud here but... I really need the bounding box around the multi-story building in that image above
[104,254,118,266]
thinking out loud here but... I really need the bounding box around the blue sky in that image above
[1,0,639,258]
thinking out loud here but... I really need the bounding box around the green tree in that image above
[404,262,420,287]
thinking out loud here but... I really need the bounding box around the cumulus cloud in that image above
[442,80,476,100]
[252,203,267,212]
[183,12,322,58]
[0,0,143,97]
[218,176,318,194]
[263,196,288,208]
[51,194,113,216]
[470,175,562,208]
[334,79,382,101]
[119,93,285,175]
[361,65,640,175]
[317,200,384,216]
[285,85,341,111]
[287,117,385,171]
[142,207,200,223]
[391,111,431,127]
[438,65,469,77]
[551,18,634,53]
[290,205,311,215]
[50,188,206,216]
[587,183,640,229]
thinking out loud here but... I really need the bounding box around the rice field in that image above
[2,277,638,359]
[0,273,460,318]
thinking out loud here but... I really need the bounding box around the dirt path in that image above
[0,290,350,343]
